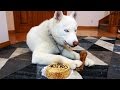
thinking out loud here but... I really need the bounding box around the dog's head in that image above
[49,11,78,47]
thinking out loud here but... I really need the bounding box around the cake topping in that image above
[49,63,68,69]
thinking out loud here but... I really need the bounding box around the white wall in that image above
[0,11,9,43]
[6,11,15,30]
[67,11,109,26]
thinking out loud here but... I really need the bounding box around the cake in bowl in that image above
[46,63,71,79]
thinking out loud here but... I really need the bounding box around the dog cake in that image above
[46,63,71,79]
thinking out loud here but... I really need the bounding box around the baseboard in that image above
[0,41,10,48]
[78,26,98,30]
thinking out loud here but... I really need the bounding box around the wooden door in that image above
[13,11,67,33]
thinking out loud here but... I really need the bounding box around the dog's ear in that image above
[54,11,63,21]
[70,11,77,20]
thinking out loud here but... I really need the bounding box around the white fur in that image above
[26,11,94,70]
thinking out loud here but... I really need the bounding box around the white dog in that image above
[26,11,94,70]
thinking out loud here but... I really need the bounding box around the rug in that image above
[0,36,120,79]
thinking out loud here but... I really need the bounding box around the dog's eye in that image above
[75,30,77,32]
[64,29,69,32]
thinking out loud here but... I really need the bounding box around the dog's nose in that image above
[73,41,79,47]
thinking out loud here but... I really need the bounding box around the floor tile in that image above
[84,36,98,40]
[79,39,94,50]
[0,58,31,79]
[107,52,120,79]
[86,51,108,65]
[115,40,120,46]
[102,40,115,44]
[88,51,113,65]
[88,44,110,51]
[3,64,36,79]
[0,58,9,69]
[100,37,115,40]
[95,39,114,51]
[11,41,28,48]
[113,45,120,52]
[11,52,32,61]
[9,48,30,59]
[0,46,16,58]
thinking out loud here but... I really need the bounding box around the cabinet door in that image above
[14,11,34,33]
[13,11,67,33]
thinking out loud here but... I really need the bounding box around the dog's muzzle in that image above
[64,41,78,47]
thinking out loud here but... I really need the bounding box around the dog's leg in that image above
[32,49,82,69]
[62,49,88,72]
[85,57,95,67]
[62,49,94,66]
[74,50,94,67]
[62,49,80,60]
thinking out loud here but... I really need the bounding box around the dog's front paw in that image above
[85,58,95,67]
[74,60,83,67]
[69,63,76,70]
[68,60,82,69]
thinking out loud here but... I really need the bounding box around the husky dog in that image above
[26,11,94,70]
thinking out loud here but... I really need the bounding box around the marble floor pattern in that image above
[0,36,120,79]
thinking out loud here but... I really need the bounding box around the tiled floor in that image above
[0,36,120,79]
[0,29,119,79]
